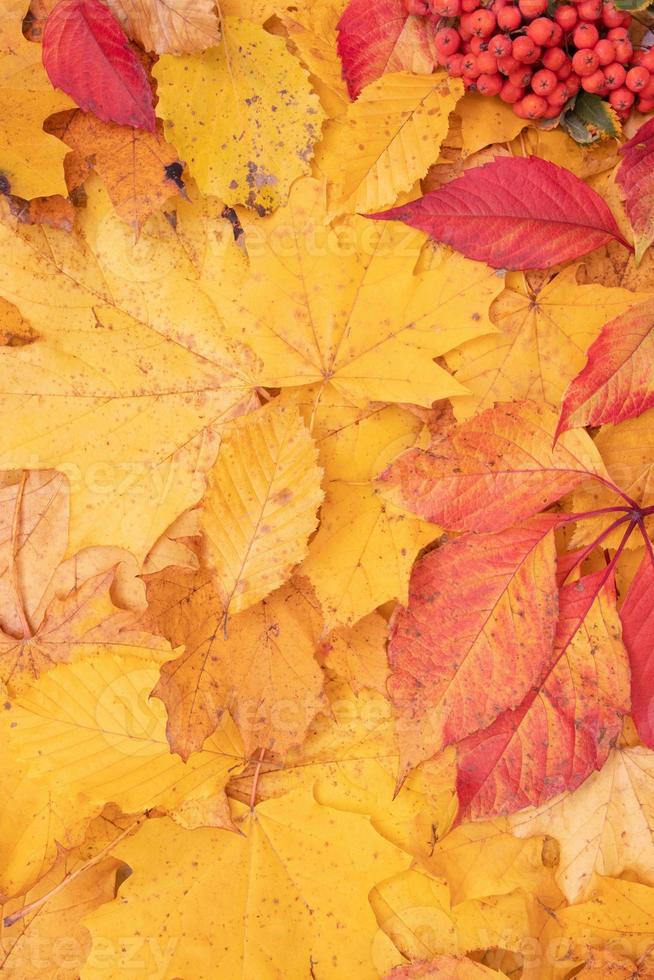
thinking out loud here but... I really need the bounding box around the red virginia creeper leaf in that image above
[621,554,654,749]
[379,400,608,533]
[557,299,654,437]
[456,569,629,820]
[388,517,559,779]
[369,156,630,270]
[617,117,654,264]
[336,0,437,100]
[42,0,156,132]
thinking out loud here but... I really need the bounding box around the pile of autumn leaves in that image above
[3,0,654,977]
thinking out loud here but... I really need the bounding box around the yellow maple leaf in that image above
[154,18,325,212]
[201,401,323,618]
[82,790,410,978]
[0,654,245,897]
[217,177,501,406]
[317,71,463,217]
[445,265,650,419]
[0,177,256,559]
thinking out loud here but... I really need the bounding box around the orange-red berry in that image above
[521,92,548,116]
[513,35,541,62]
[497,4,522,29]
[468,8,497,36]
[573,22,599,48]
[581,68,607,92]
[500,79,525,101]
[603,62,626,89]
[626,66,650,92]
[488,34,512,58]
[572,47,599,76]
[518,0,547,18]
[554,4,577,29]
[542,47,567,72]
[477,71,504,94]
[608,86,635,110]
[593,39,615,66]
[435,27,461,54]
[531,67,558,93]
[577,0,602,21]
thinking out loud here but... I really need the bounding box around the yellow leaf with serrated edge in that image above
[0,0,72,198]
[282,0,349,118]
[510,746,654,904]
[0,654,245,898]
[217,177,500,406]
[201,401,323,617]
[317,71,463,218]
[0,176,256,560]
[445,264,650,419]
[154,18,325,212]
[81,791,410,979]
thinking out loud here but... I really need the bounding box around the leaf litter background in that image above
[2,0,654,977]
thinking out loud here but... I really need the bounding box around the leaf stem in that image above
[3,817,143,928]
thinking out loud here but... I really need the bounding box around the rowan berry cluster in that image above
[405,0,652,120]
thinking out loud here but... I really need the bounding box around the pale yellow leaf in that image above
[201,401,323,617]
[154,18,325,212]
[106,0,220,53]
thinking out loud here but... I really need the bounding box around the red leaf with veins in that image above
[369,156,629,270]
[456,569,629,820]
[388,517,558,780]
[617,117,654,263]
[621,554,654,749]
[378,400,609,533]
[557,299,654,438]
[43,0,156,132]
[337,0,437,99]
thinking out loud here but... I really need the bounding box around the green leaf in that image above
[574,92,622,139]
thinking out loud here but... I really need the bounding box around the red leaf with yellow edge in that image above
[388,517,559,779]
[337,0,437,99]
[557,299,654,437]
[621,554,654,750]
[618,117,654,264]
[42,0,155,132]
[379,400,608,533]
[456,569,629,820]
[369,156,629,270]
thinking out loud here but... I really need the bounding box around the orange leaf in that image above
[388,517,558,777]
[379,400,608,533]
